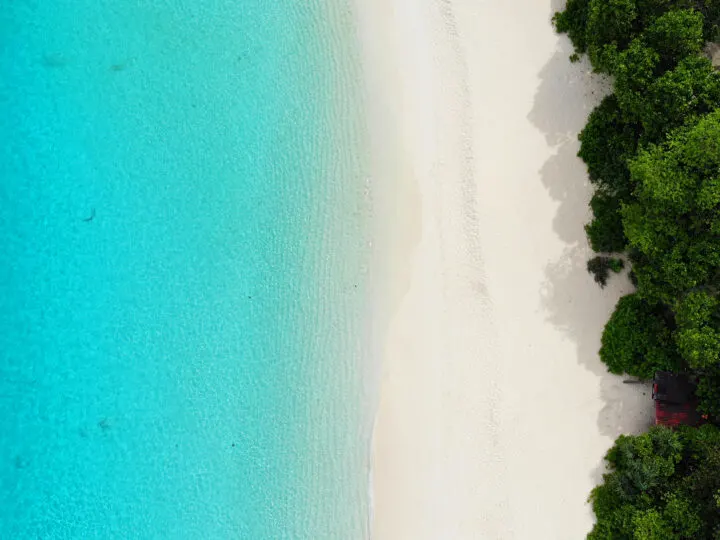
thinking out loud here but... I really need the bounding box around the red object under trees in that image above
[652,371,704,427]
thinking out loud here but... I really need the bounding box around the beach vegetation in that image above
[589,425,720,539]
[586,193,627,253]
[600,294,680,378]
[674,291,720,369]
[578,95,638,198]
[552,0,591,54]
[696,365,720,419]
[587,256,625,287]
[644,9,705,68]
[554,0,720,73]
[622,109,720,304]
[554,0,720,535]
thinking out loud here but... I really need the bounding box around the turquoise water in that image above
[1,1,371,538]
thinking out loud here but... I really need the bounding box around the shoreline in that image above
[355,1,655,538]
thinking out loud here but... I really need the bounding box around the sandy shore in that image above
[355,1,655,538]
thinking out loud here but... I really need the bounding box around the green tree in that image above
[553,0,591,53]
[552,4,720,537]
[577,95,638,254]
[614,39,661,115]
[632,509,678,539]
[600,294,680,378]
[586,193,628,253]
[623,109,720,302]
[675,291,720,369]
[588,256,625,287]
[663,493,703,537]
[612,43,720,144]
[643,9,704,69]
[678,426,720,531]
[589,426,720,539]
[589,427,684,538]
[639,56,720,143]
[579,95,639,197]
[586,0,638,71]
[696,364,720,419]
[555,0,720,76]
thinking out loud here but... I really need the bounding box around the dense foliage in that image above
[589,425,720,539]
[555,0,720,536]
[600,294,680,379]
[624,110,720,305]
[555,0,720,404]
[557,0,720,266]
[697,365,720,419]
[554,1,720,73]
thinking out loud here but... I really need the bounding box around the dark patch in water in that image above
[97,417,112,432]
[110,58,135,72]
[236,46,263,68]
[42,53,69,68]
[82,208,96,222]
[14,455,28,470]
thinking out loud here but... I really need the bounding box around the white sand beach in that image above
[355,0,655,538]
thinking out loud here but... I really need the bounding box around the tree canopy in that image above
[589,426,720,539]
[554,1,720,536]
[623,109,720,304]
[555,0,720,75]
[600,294,680,378]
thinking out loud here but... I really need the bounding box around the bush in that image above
[587,256,625,287]
[609,258,624,273]
[600,294,680,378]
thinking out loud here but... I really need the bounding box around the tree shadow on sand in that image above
[529,2,654,448]
[542,246,654,441]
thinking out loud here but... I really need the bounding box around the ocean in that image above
[0,1,371,537]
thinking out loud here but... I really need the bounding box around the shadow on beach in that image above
[528,3,654,447]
